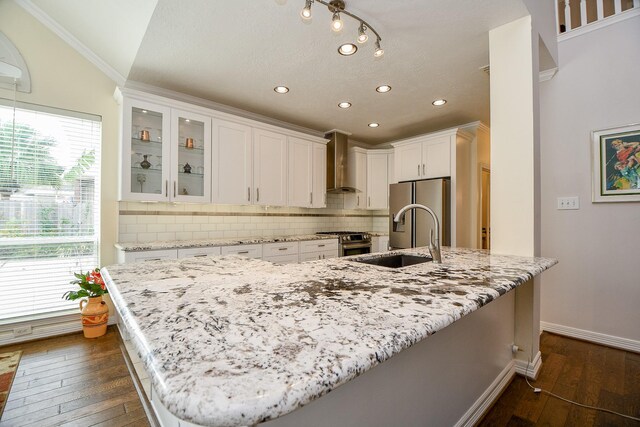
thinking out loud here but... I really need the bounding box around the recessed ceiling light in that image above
[368,123,380,128]
[338,43,357,56]
[338,102,352,109]
[376,85,391,93]
[141,110,148,113]
[185,119,190,122]
[274,86,289,94]
[432,99,447,106]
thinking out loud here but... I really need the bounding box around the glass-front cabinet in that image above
[170,109,211,203]
[120,96,211,202]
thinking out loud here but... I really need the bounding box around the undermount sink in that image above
[350,254,433,269]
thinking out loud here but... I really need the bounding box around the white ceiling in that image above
[27,0,530,144]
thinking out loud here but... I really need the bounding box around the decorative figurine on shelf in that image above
[181,188,189,195]
[140,130,150,141]
[183,163,192,173]
[185,138,194,149]
[140,154,151,169]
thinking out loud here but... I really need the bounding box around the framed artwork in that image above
[592,123,640,202]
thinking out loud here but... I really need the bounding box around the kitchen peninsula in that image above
[102,247,556,427]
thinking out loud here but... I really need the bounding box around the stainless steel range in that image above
[316,231,372,257]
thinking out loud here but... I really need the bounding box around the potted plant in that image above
[63,268,109,338]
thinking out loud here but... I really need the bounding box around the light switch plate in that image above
[557,196,580,210]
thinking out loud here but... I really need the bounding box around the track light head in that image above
[374,39,384,57]
[331,11,343,32]
[357,23,368,43]
[300,0,312,19]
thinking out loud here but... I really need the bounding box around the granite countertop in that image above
[115,234,339,252]
[102,247,556,426]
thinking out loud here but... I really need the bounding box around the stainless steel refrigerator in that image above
[389,179,451,249]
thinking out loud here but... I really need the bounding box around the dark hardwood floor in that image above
[479,332,640,427]
[0,327,149,427]
[1,327,638,426]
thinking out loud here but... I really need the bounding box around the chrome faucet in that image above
[393,203,442,263]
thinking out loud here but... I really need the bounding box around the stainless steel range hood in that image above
[325,130,357,193]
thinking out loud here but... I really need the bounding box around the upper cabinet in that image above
[211,118,253,205]
[345,148,392,210]
[253,129,287,206]
[171,109,211,203]
[120,97,212,203]
[393,134,451,182]
[121,98,171,201]
[288,137,327,208]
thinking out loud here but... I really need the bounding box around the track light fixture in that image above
[298,0,384,58]
[300,0,312,19]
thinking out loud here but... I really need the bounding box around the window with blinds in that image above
[0,100,101,322]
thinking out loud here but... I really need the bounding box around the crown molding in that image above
[539,67,558,82]
[557,7,640,43]
[14,0,126,86]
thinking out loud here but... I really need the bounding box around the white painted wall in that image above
[539,15,640,343]
[0,1,120,266]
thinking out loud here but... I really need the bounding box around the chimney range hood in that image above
[325,130,357,193]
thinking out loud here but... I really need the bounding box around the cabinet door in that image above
[312,143,327,208]
[354,150,368,209]
[123,249,178,263]
[171,109,211,203]
[253,129,287,206]
[288,137,313,207]
[423,136,451,178]
[212,119,253,205]
[367,153,389,209]
[394,142,422,182]
[122,98,171,201]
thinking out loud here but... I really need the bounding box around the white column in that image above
[580,0,588,26]
[564,0,572,31]
[489,15,542,377]
[597,0,604,20]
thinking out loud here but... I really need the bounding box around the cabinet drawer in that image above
[263,241,299,257]
[221,244,262,258]
[299,249,338,262]
[300,239,338,253]
[177,246,222,258]
[123,249,178,263]
[263,253,299,265]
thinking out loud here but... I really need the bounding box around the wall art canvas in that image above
[592,123,640,202]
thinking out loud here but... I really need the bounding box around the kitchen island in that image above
[102,247,556,427]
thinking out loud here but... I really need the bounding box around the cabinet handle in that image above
[165,180,168,197]
[278,247,288,251]
[237,251,249,254]
[193,254,208,258]
[173,181,176,198]
[357,195,360,205]
[144,258,161,262]
[318,244,325,247]
[418,164,421,176]
[322,254,325,259]
[324,194,326,205]
[310,192,313,205]
[257,188,260,202]
[248,187,251,202]
[423,164,425,175]
[368,196,371,207]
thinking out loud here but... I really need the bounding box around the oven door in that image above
[341,243,372,257]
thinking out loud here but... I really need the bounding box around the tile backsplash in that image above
[118,194,389,243]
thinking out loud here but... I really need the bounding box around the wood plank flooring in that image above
[479,332,640,427]
[0,327,149,427]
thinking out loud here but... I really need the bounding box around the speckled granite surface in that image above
[103,247,556,427]
[115,234,339,252]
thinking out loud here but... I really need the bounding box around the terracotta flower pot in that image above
[80,296,109,338]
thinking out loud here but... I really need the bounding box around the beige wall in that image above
[540,15,640,343]
[0,1,120,266]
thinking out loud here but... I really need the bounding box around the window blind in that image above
[0,101,101,322]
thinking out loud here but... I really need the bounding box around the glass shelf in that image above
[132,167,161,173]
[178,145,205,153]
[132,138,163,147]
[178,172,204,177]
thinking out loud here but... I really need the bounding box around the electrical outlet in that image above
[557,196,579,210]
[13,325,32,337]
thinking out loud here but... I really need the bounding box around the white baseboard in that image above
[514,351,542,379]
[0,313,117,346]
[455,361,515,427]
[541,321,640,353]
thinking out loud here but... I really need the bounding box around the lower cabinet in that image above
[177,246,221,258]
[371,236,390,253]
[119,249,178,264]
[263,241,299,264]
[299,239,339,261]
[221,244,262,258]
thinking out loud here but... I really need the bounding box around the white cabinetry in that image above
[345,148,368,209]
[371,235,390,253]
[120,249,178,264]
[119,97,212,202]
[263,241,299,264]
[367,151,390,209]
[393,134,451,182]
[288,138,326,208]
[177,246,221,258]
[212,119,253,204]
[253,129,287,206]
[221,244,263,258]
[299,239,339,261]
